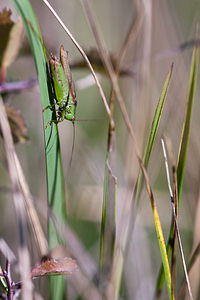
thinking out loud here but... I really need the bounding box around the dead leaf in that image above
[5,105,28,144]
[2,17,24,70]
[0,8,14,68]
[0,9,13,25]
[31,257,78,278]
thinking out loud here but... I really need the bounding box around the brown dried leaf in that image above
[5,106,28,144]
[31,257,78,278]
[0,9,13,25]
[2,17,24,70]
[0,9,14,68]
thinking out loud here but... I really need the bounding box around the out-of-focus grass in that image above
[0,0,199,299]
[155,38,199,299]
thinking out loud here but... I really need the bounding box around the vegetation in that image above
[0,0,199,299]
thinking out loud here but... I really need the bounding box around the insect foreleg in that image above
[42,102,57,112]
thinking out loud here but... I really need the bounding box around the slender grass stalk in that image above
[0,95,33,299]
[161,139,193,300]
[99,5,144,296]
[178,241,200,299]
[13,152,48,256]
[100,157,117,281]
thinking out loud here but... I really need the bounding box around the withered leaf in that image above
[0,8,13,25]
[0,8,14,68]
[31,257,78,278]
[2,17,23,71]
[5,105,28,144]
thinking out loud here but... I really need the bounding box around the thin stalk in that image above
[161,138,193,300]
[0,95,32,299]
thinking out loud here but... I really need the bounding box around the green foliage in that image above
[134,64,173,206]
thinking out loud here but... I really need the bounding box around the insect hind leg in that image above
[45,118,63,128]
[45,110,65,128]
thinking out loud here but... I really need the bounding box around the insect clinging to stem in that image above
[27,20,77,127]
[43,45,77,128]
[27,21,78,167]
[42,45,77,167]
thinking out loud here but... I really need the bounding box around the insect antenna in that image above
[75,118,104,122]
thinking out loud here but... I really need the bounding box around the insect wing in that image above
[49,55,67,104]
[60,46,76,101]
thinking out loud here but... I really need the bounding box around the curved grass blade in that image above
[10,0,67,299]
[134,64,173,206]
[177,45,199,203]
[151,194,174,300]
[155,41,199,299]
[138,161,175,300]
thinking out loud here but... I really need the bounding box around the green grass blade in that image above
[155,42,199,299]
[177,44,199,203]
[134,64,173,206]
[151,192,174,300]
[136,163,175,299]
[10,0,67,298]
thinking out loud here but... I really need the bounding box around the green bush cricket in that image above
[44,45,77,127]
[42,45,77,167]
[26,21,77,126]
